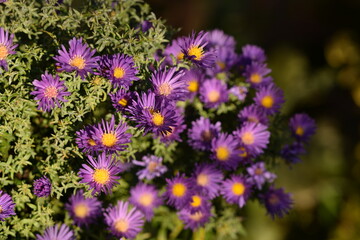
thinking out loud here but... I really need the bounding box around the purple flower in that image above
[199,78,228,108]
[240,44,266,64]
[0,1,7,3]
[33,176,52,197]
[191,163,223,199]
[260,186,293,219]
[109,89,133,112]
[221,175,252,208]
[181,68,205,99]
[75,125,98,154]
[205,29,236,50]
[132,155,167,180]
[180,31,216,68]
[246,162,276,189]
[281,142,306,164]
[78,152,121,195]
[184,192,211,214]
[150,67,187,101]
[31,72,71,112]
[165,174,193,209]
[229,85,248,102]
[289,113,316,142]
[65,190,102,227]
[129,183,162,221]
[234,122,270,156]
[92,115,132,153]
[178,205,212,230]
[163,37,186,66]
[101,53,139,88]
[36,224,74,240]
[54,37,99,79]
[254,83,285,115]
[127,91,178,136]
[211,133,241,170]
[187,117,221,151]
[104,201,144,239]
[139,20,153,32]
[238,104,269,126]
[210,47,237,74]
[243,62,273,88]
[159,109,186,143]
[0,190,15,221]
[0,27,17,71]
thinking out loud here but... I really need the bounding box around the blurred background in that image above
[146,0,360,239]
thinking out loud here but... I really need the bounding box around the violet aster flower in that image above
[178,205,212,230]
[289,113,316,142]
[0,190,15,221]
[36,224,74,240]
[205,29,236,50]
[163,37,186,65]
[165,174,193,209]
[129,183,162,221]
[221,175,252,208]
[109,89,133,112]
[0,27,17,71]
[254,83,285,115]
[127,91,178,136]
[150,67,187,101]
[78,152,121,195]
[181,68,205,99]
[92,115,132,153]
[75,125,98,154]
[104,201,144,239]
[243,62,273,88]
[199,78,228,108]
[240,44,266,64]
[187,117,221,151]
[229,85,248,102]
[139,20,153,32]
[159,109,186,143]
[246,162,276,189]
[210,47,237,74]
[65,190,102,227]
[281,142,306,164]
[260,186,293,219]
[211,133,241,170]
[238,104,269,126]
[33,176,52,197]
[132,155,167,180]
[184,192,211,214]
[180,31,216,68]
[234,122,270,156]
[102,53,139,88]
[31,72,71,112]
[191,163,223,199]
[54,37,99,79]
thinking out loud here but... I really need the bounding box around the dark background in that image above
[146,0,360,239]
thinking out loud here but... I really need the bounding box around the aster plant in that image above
[0,0,316,239]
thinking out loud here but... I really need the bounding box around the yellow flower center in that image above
[250,73,262,84]
[187,80,199,92]
[115,219,129,233]
[296,126,304,136]
[177,52,184,60]
[88,139,96,146]
[216,146,230,161]
[158,83,172,96]
[232,182,245,195]
[113,67,125,79]
[0,45,8,60]
[261,96,274,108]
[44,86,58,99]
[147,161,158,172]
[172,183,186,197]
[190,195,202,207]
[152,112,164,126]
[187,45,204,61]
[196,173,208,186]
[0,205,3,214]
[138,193,153,207]
[118,98,128,107]
[217,61,226,70]
[101,133,117,147]
[247,116,259,123]
[69,56,86,70]
[189,211,203,221]
[238,147,248,158]
[74,203,89,218]
[255,168,263,175]
[207,90,220,103]
[93,168,110,185]
[241,132,254,145]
